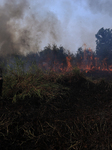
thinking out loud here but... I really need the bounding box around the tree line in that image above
[0,27,112,71]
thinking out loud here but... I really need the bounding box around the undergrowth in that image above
[0,58,112,149]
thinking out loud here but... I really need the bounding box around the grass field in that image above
[0,62,112,150]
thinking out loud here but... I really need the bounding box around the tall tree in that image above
[95,27,112,64]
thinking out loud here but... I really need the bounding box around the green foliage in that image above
[2,60,70,103]
[6,57,26,77]
[72,67,80,75]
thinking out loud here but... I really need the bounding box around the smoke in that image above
[69,0,112,52]
[0,0,28,55]
[0,0,62,56]
[0,0,112,57]
[86,0,112,16]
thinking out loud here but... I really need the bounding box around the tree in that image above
[95,27,112,64]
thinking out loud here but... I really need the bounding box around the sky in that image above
[0,0,112,56]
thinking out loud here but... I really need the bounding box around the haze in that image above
[0,0,112,56]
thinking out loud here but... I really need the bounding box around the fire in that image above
[40,47,112,73]
[40,55,73,73]
[77,49,112,73]
[66,56,73,71]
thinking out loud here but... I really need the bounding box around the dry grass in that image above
[0,64,112,149]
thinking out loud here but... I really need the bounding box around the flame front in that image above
[39,48,112,73]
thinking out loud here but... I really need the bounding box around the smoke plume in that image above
[0,0,62,56]
[0,0,112,56]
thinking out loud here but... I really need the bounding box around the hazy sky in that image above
[0,0,112,55]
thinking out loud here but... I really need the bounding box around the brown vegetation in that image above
[0,67,112,150]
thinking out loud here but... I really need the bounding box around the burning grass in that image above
[0,64,112,149]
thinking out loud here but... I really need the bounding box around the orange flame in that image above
[40,48,112,73]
